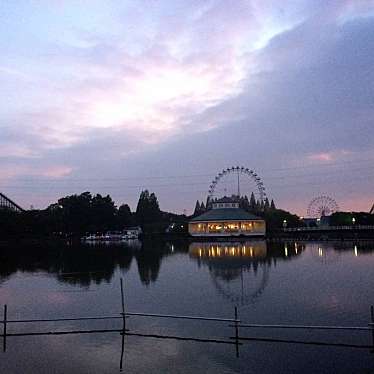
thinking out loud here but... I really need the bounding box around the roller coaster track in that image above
[0,193,24,212]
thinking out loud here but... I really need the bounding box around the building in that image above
[123,226,142,238]
[188,197,266,237]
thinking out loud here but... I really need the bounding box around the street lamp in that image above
[283,219,287,229]
[352,217,356,225]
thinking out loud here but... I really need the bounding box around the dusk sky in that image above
[1,0,374,215]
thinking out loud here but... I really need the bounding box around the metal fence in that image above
[2,278,374,367]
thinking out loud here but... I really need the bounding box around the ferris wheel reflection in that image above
[189,241,304,306]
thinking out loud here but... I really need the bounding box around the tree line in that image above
[2,189,366,239]
[0,190,186,238]
[193,193,276,216]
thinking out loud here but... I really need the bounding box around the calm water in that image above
[1,240,374,373]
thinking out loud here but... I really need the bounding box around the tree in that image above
[264,197,270,211]
[117,204,133,227]
[58,192,92,234]
[270,199,276,210]
[240,195,250,211]
[263,208,301,233]
[55,192,117,234]
[193,200,201,216]
[257,199,264,211]
[136,190,161,226]
[249,192,256,210]
[205,196,212,210]
[90,194,116,232]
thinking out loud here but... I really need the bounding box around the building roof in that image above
[190,208,263,222]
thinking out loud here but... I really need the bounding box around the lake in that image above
[1,239,374,373]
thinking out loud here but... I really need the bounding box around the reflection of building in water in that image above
[308,243,341,265]
[189,197,266,237]
[83,239,142,250]
[189,241,267,260]
[328,241,374,256]
[189,241,304,306]
[189,241,269,306]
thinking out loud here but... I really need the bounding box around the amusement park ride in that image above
[207,166,267,205]
[306,195,339,219]
[0,192,24,213]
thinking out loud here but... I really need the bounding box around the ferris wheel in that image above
[210,264,270,306]
[208,166,266,203]
[307,195,339,218]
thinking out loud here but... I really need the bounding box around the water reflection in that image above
[307,241,374,265]
[189,240,304,306]
[0,240,177,287]
[1,240,374,292]
[83,239,142,250]
[2,240,374,373]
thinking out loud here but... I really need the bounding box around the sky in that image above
[1,0,374,215]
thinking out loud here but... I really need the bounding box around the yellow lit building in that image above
[189,197,266,237]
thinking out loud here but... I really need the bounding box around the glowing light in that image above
[354,245,358,257]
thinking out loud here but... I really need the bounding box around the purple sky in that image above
[1,0,374,215]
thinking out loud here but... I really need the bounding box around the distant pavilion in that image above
[189,197,266,237]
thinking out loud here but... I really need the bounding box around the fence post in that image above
[120,278,126,332]
[234,306,239,357]
[120,330,125,372]
[3,304,7,352]
[370,305,374,350]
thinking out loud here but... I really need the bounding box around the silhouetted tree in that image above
[193,200,201,216]
[249,192,256,210]
[264,197,270,210]
[240,195,250,211]
[117,204,134,227]
[90,194,116,232]
[136,190,161,226]
[58,192,92,234]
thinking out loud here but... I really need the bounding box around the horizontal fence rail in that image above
[231,323,373,331]
[6,316,123,324]
[284,225,374,232]
[124,311,239,323]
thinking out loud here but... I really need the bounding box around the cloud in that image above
[0,164,73,183]
[0,1,316,156]
[1,1,374,212]
[307,150,352,163]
